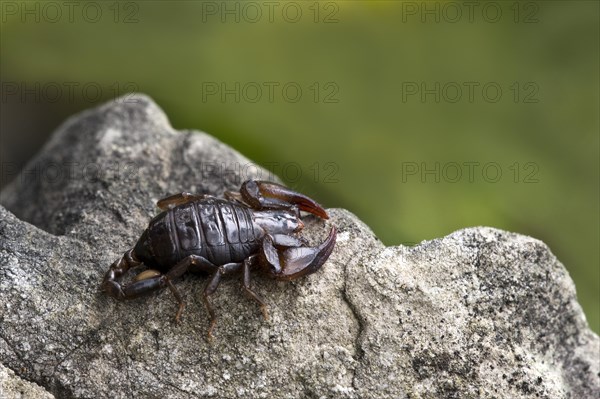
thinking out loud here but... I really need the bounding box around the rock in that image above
[0,364,54,399]
[0,95,598,399]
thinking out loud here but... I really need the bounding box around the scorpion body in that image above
[102,180,336,338]
[135,198,267,269]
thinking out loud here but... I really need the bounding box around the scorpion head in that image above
[253,208,304,235]
[236,180,336,281]
[240,180,330,237]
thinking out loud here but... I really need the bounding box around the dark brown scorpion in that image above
[101,180,336,338]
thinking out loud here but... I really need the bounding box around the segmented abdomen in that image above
[135,198,263,269]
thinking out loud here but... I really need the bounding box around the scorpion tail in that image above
[242,180,329,219]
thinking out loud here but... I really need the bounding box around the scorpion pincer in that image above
[101,180,336,338]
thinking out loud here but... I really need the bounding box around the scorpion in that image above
[101,180,336,338]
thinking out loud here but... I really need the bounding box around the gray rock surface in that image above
[1,95,598,399]
[0,364,53,399]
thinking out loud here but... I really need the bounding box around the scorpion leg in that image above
[239,180,329,219]
[101,253,188,305]
[156,192,210,210]
[103,253,215,324]
[203,262,243,339]
[242,255,269,321]
[164,255,225,324]
[101,249,142,298]
[203,271,222,340]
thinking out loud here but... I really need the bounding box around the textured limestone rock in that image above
[1,95,598,398]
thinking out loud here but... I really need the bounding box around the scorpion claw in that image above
[242,180,329,219]
[264,226,337,281]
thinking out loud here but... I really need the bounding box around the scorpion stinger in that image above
[240,180,329,219]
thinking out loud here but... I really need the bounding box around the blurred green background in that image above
[1,1,598,333]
